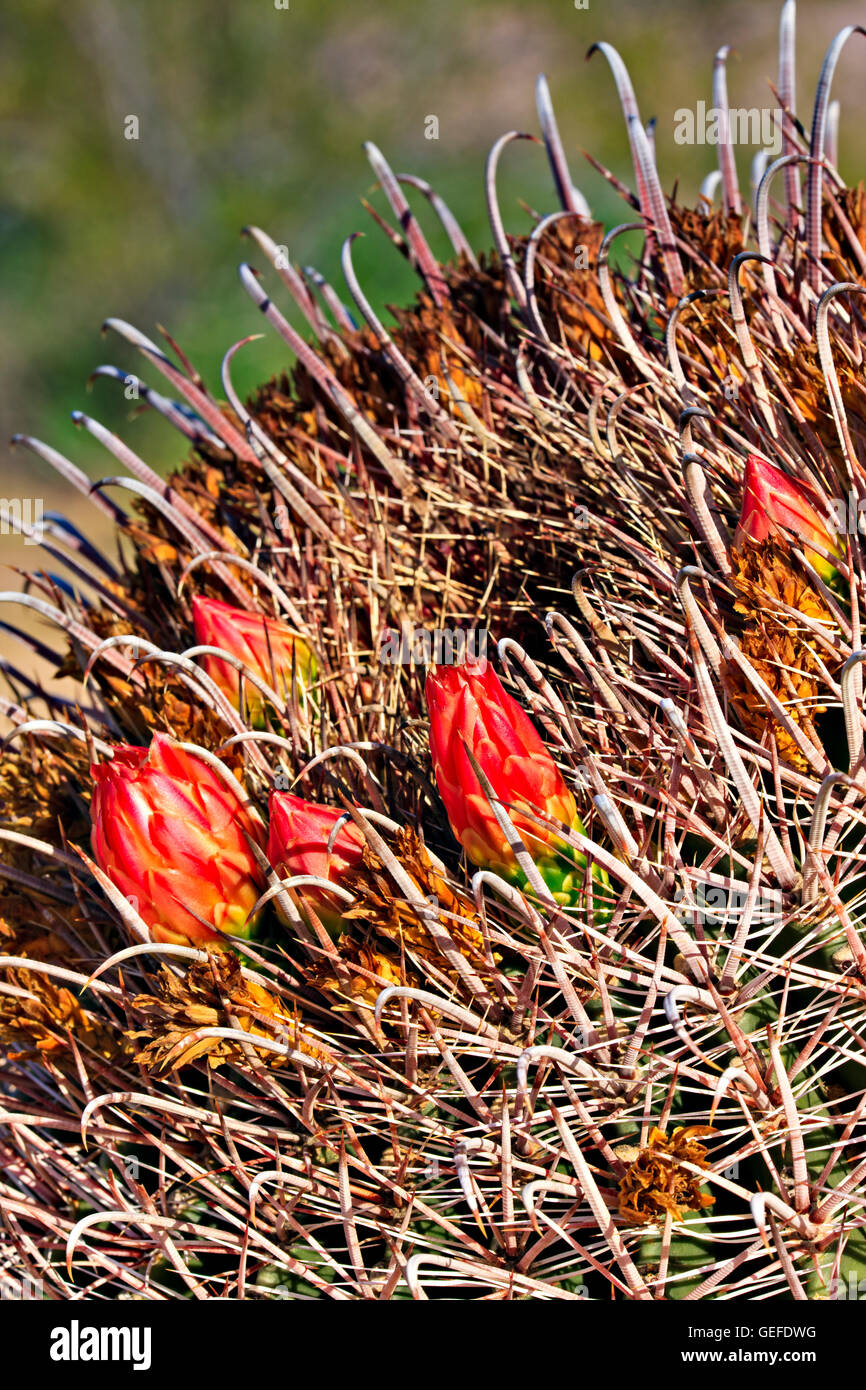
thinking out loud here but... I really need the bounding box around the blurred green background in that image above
[0,0,861,483]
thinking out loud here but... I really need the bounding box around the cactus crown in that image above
[3,0,866,1301]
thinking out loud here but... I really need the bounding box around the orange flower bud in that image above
[267,792,365,933]
[425,661,604,905]
[90,734,265,946]
[192,595,316,723]
[735,453,843,584]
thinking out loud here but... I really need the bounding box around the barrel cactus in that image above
[3,0,866,1301]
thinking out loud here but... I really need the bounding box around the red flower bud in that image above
[192,595,316,723]
[425,661,598,902]
[267,792,365,932]
[735,453,843,583]
[90,734,265,946]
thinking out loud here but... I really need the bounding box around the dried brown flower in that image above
[722,540,837,770]
[618,1125,716,1226]
[129,950,322,1072]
